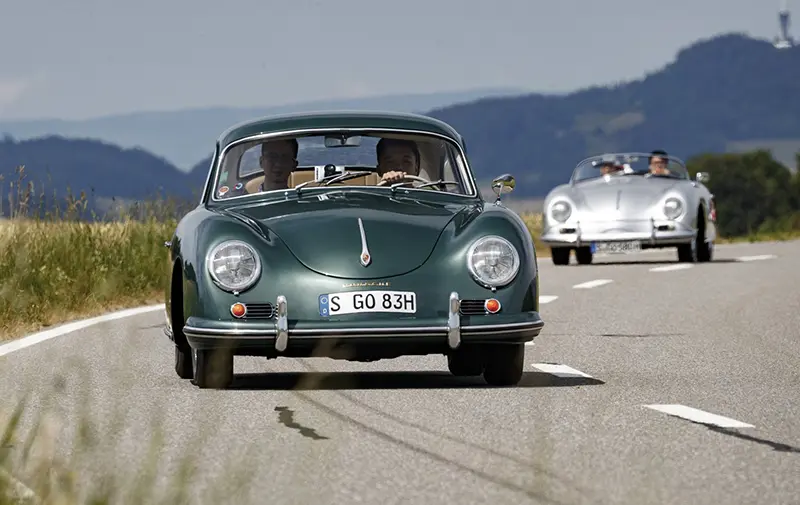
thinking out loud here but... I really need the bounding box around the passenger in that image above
[257,138,299,191]
[648,150,671,176]
[376,138,421,184]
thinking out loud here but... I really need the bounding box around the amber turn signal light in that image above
[230,302,247,318]
[484,298,501,313]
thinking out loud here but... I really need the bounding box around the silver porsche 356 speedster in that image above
[540,151,717,265]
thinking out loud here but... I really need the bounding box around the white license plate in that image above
[592,241,641,254]
[318,290,417,317]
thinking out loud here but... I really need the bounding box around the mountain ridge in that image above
[1,32,798,212]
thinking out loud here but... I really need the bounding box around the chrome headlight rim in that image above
[663,196,684,220]
[466,235,521,289]
[549,200,572,223]
[206,239,262,293]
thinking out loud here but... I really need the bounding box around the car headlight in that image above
[663,197,683,220]
[550,201,571,223]
[467,236,520,288]
[206,240,261,292]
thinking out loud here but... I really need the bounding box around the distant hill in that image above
[424,33,800,195]
[0,88,524,171]
[2,32,799,211]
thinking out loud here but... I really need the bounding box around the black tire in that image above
[551,247,570,265]
[175,345,193,379]
[575,246,593,265]
[482,343,525,386]
[191,348,234,389]
[696,212,713,263]
[677,234,698,263]
[447,347,484,376]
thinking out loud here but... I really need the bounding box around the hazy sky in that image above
[0,0,791,120]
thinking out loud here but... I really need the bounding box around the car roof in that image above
[216,110,464,147]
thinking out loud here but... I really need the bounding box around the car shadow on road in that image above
[228,370,605,390]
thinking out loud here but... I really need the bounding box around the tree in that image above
[687,150,799,237]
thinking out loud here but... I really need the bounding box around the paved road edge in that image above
[0,304,165,358]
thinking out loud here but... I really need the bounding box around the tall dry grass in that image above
[0,166,190,340]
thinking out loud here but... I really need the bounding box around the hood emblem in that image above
[357,218,371,267]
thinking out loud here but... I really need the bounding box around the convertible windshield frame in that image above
[569,152,690,184]
[202,127,480,205]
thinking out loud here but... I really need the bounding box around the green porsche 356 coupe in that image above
[163,110,545,388]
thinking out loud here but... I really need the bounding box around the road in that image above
[1,240,799,505]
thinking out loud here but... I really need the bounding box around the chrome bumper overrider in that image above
[181,291,544,351]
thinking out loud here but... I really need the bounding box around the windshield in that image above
[211,130,474,201]
[571,152,689,183]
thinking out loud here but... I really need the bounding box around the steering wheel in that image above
[376,174,431,187]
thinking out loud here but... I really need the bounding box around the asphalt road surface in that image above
[1,240,799,505]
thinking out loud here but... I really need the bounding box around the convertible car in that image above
[540,151,717,265]
[163,110,545,388]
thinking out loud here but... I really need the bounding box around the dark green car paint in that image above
[164,111,542,354]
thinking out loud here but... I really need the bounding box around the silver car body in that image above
[540,152,717,265]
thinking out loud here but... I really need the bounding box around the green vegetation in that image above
[686,149,800,238]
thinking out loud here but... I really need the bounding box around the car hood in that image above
[575,176,680,215]
[220,191,476,279]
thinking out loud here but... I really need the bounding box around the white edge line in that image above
[644,404,755,429]
[649,264,694,272]
[539,295,558,304]
[0,304,165,357]
[572,279,613,289]
[531,363,594,378]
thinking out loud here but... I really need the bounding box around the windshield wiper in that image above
[294,170,373,193]
[322,170,374,186]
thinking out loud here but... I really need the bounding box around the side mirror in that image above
[491,174,515,204]
[695,172,710,183]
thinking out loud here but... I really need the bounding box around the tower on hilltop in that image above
[774,0,795,48]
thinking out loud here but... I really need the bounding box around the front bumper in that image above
[540,217,695,247]
[179,292,544,353]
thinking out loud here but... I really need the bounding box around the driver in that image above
[648,150,671,176]
[375,138,421,184]
[599,160,623,176]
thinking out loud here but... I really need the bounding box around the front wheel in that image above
[191,348,234,389]
[575,246,593,265]
[175,345,193,379]
[482,343,525,386]
[551,247,570,265]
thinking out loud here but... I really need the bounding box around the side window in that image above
[238,144,263,178]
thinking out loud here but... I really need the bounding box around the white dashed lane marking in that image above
[573,279,613,289]
[736,254,777,262]
[650,264,694,272]
[531,363,595,378]
[539,295,558,304]
[644,404,755,428]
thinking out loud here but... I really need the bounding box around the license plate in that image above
[318,290,417,317]
[591,240,641,254]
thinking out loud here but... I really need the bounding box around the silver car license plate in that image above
[592,241,641,254]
